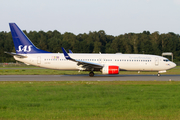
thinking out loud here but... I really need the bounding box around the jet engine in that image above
[102,65,119,74]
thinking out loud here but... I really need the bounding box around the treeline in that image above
[0,30,180,62]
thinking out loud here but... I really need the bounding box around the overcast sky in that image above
[0,0,180,36]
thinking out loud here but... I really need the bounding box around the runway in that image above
[0,74,180,81]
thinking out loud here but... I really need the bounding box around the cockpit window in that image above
[163,59,170,62]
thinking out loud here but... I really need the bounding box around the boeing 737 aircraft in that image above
[5,23,176,77]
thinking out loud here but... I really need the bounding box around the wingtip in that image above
[69,50,73,53]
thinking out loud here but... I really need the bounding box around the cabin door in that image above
[37,56,41,64]
[155,57,159,66]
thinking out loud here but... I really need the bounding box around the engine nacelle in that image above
[102,65,119,74]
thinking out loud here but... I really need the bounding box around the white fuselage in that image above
[14,53,176,72]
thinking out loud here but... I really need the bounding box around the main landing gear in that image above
[89,71,94,77]
[157,73,161,77]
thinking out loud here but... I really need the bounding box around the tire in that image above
[89,71,94,77]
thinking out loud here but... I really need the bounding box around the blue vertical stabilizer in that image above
[9,23,50,54]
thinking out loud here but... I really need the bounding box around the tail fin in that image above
[9,23,50,54]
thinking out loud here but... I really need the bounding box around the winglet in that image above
[69,50,73,53]
[61,47,71,60]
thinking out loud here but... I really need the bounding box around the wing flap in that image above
[76,60,103,68]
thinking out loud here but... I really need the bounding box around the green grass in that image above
[0,64,38,68]
[0,69,90,75]
[0,66,180,75]
[0,81,180,120]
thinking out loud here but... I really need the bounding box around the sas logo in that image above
[16,45,32,52]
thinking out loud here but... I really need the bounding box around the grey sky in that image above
[1,0,180,36]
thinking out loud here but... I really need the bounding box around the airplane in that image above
[5,23,176,77]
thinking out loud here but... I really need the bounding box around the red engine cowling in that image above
[102,65,119,74]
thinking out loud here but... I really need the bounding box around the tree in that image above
[1,29,180,62]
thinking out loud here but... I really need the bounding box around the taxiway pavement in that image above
[0,75,180,81]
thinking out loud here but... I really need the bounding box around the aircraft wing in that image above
[4,51,27,58]
[61,47,103,69]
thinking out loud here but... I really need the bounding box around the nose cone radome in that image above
[171,62,176,68]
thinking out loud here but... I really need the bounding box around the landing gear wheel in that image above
[157,73,161,77]
[89,71,94,77]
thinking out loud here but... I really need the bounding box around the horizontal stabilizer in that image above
[4,51,27,58]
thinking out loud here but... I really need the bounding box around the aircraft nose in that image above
[171,62,176,68]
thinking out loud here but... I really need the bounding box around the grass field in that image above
[0,81,180,120]
[0,65,180,75]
